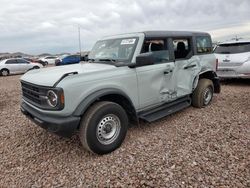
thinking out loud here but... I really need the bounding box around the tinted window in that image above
[18,59,29,64]
[5,59,17,64]
[173,38,192,59]
[196,36,212,54]
[141,39,170,63]
[46,56,56,59]
[214,43,250,54]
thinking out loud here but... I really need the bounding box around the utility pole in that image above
[78,25,82,57]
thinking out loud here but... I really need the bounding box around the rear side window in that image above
[5,59,17,64]
[141,39,170,63]
[214,43,250,54]
[173,38,192,59]
[196,36,212,54]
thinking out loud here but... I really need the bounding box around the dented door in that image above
[173,56,202,97]
[136,61,175,110]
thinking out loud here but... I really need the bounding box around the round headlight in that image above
[47,90,58,107]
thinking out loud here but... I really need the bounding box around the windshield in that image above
[214,42,250,54]
[88,37,138,63]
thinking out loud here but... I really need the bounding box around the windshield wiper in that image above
[98,58,117,63]
[87,58,95,63]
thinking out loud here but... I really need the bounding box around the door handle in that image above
[164,70,173,74]
[184,64,196,69]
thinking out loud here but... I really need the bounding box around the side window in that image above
[5,60,17,64]
[141,39,170,63]
[196,36,212,54]
[173,38,192,59]
[46,56,55,59]
[17,59,29,64]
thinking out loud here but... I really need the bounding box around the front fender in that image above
[73,88,135,116]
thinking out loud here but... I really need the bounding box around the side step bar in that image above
[138,96,191,122]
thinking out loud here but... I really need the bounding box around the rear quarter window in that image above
[196,36,212,54]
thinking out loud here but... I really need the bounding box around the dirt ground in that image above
[0,75,249,187]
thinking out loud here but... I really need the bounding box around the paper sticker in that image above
[121,38,136,45]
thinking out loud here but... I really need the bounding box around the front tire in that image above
[79,101,128,154]
[192,78,214,108]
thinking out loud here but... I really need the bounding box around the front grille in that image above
[21,81,48,108]
[22,82,41,104]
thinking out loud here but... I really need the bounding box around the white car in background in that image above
[39,56,58,65]
[214,39,250,78]
[0,58,42,76]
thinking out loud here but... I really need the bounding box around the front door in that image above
[17,59,31,73]
[136,38,176,110]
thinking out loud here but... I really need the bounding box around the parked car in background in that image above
[23,57,47,67]
[214,39,250,78]
[39,56,58,65]
[55,55,81,66]
[0,58,42,76]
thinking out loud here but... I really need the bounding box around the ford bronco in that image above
[20,31,220,154]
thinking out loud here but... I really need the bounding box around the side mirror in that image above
[135,52,155,67]
[83,55,88,61]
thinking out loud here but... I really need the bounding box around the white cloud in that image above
[209,22,250,40]
[0,0,249,54]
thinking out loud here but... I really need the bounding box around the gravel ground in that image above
[0,75,249,187]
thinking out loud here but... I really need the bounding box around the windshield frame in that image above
[88,37,139,64]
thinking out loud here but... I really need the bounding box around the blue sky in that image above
[0,0,250,54]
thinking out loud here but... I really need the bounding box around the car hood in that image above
[21,62,116,87]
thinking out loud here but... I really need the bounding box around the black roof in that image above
[143,30,210,38]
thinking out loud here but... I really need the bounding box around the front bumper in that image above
[21,102,80,137]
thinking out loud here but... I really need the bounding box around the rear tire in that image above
[0,69,9,76]
[33,66,40,69]
[79,101,128,155]
[192,78,214,108]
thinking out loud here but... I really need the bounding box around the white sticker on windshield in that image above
[121,38,136,45]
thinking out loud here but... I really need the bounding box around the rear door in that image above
[5,59,19,74]
[136,38,176,110]
[171,37,202,97]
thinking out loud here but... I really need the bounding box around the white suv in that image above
[214,39,250,78]
[21,31,220,154]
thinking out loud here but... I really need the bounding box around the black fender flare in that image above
[73,88,137,117]
[197,70,221,93]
